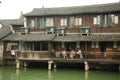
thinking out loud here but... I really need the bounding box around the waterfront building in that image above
[2,2,120,70]
[0,19,23,60]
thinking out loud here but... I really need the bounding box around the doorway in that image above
[100,42,106,54]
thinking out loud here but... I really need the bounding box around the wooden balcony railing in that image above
[4,51,120,62]
[18,51,50,60]
[17,51,120,61]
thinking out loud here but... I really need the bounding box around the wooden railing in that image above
[18,51,50,60]
[17,51,120,61]
[4,51,120,61]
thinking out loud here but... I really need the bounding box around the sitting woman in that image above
[70,50,75,59]
[62,50,67,59]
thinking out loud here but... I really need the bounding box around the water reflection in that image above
[0,67,119,80]
[85,71,89,80]
[48,70,52,80]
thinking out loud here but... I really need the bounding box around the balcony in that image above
[14,51,120,63]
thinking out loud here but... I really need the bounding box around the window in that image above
[46,27,55,34]
[45,18,53,27]
[24,18,27,27]
[60,18,67,26]
[31,19,35,28]
[93,14,119,27]
[75,18,82,25]
[69,17,74,28]
[93,15,100,25]
[6,43,18,51]
[80,27,90,36]
[56,27,66,36]
[38,18,43,29]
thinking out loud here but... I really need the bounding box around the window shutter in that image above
[108,14,112,26]
[46,18,49,27]
[50,18,54,26]
[69,17,74,28]
[64,19,67,26]
[93,17,97,25]
[78,18,82,25]
[97,15,101,25]
[39,18,42,29]
[24,18,27,27]
[115,16,118,24]
[31,19,35,28]
[60,19,63,26]
[75,18,78,25]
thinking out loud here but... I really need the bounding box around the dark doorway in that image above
[65,42,76,51]
[100,42,106,54]
[34,42,40,51]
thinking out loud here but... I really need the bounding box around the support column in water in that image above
[48,60,53,70]
[84,61,89,71]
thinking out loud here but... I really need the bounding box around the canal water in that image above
[0,66,119,80]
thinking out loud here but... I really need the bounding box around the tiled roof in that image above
[0,26,12,40]
[53,34,120,42]
[24,2,120,16]
[3,33,55,41]
[0,19,23,26]
[0,19,24,40]
[3,33,120,42]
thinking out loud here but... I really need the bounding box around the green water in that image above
[0,66,119,80]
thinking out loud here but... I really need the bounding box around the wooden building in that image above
[2,2,120,70]
[0,19,23,60]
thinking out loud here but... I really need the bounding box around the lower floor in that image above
[3,41,120,60]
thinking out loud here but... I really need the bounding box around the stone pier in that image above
[48,60,53,70]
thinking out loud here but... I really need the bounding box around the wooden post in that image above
[48,42,52,58]
[84,61,89,71]
[76,41,80,48]
[85,42,87,59]
[48,61,53,70]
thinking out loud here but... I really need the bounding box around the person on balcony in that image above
[62,50,67,59]
[77,49,83,59]
[70,50,75,59]
[11,47,18,58]
[11,48,16,58]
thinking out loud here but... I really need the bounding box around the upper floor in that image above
[23,2,120,34]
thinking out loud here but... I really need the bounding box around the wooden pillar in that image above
[84,61,89,71]
[62,42,65,48]
[40,42,42,51]
[48,42,52,53]
[48,61,53,70]
[16,60,20,69]
[85,42,87,59]
[76,41,80,48]
[48,42,52,58]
